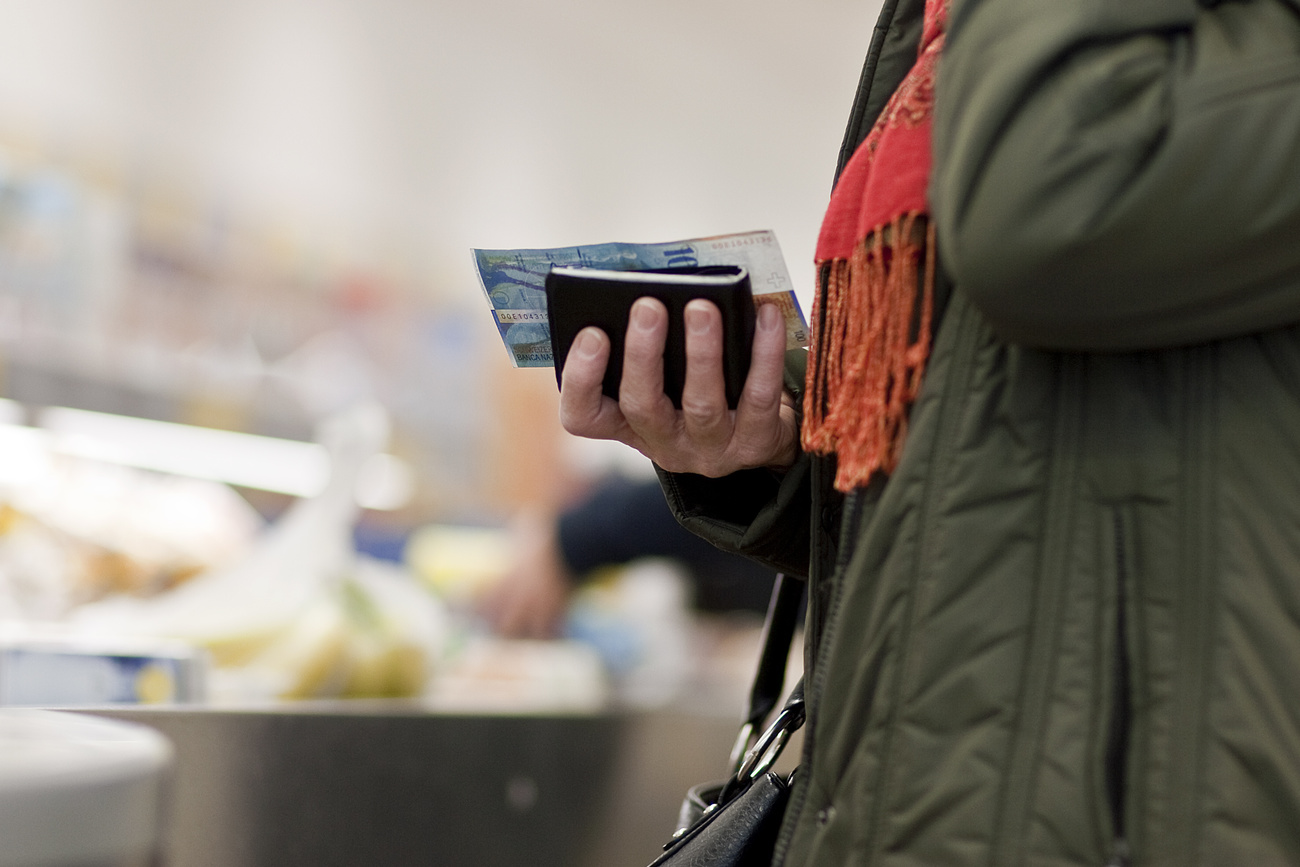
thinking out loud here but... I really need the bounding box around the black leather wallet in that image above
[545,264,755,408]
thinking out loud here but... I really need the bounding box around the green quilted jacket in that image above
[658,0,1300,863]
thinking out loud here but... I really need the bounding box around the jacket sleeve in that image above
[932,0,1300,350]
[653,348,814,579]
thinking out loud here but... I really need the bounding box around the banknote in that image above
[473,230,809,368]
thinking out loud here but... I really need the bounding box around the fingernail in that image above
[759,302,780,331]
[632,298,656,329]
[575,328,601,358]
[686,304,709,334]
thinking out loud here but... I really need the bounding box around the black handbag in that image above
[649,574,805,867]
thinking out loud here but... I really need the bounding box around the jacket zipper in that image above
[1104,509,1132,867]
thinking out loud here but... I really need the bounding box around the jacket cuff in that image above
[655,449,812,580]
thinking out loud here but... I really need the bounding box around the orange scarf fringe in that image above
[802,215,936,492]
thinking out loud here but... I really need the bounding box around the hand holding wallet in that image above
[545,265,756,408]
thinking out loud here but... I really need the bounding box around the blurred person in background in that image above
[480,474,774,639]
[558,0,1300,864]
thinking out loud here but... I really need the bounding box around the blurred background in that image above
[0,0,877,517]
[0,1,879,864]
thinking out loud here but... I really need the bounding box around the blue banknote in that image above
[473,230,808,368]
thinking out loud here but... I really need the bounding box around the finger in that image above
[733,302,797,464]
[559,328,625,439]
[737,301,789,417]
[679,298,732,447]
[618,297,675,427]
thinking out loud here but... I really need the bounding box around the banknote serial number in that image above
[497,310,548,324]
[704,235,772,250]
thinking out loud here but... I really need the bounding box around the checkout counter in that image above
[81,701,744,867]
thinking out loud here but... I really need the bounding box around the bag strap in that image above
[746,572,804,730]
[725,573,805,782]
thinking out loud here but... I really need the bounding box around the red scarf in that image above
[803,0,948,492]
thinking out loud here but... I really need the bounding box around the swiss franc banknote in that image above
[473,230,809,368]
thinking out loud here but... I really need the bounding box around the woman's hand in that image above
[558,296,798,477]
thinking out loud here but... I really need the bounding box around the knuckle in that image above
[618,393,653,423]
[743,374,782,407]
[680,405,716,431]
[680,394,723,428]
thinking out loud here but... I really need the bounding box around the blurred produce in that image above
[202,560,441,702]
[0,397,699,713]
[69,403,448,703]
[0,394,748,714]
[0,446,260,622]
